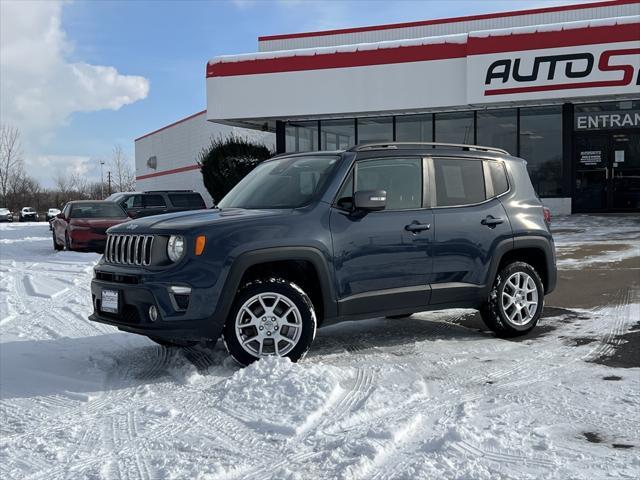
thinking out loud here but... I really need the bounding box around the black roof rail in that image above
[349,142,509,155]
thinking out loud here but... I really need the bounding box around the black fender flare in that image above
[212,246,337,326]
[486,236,556,295]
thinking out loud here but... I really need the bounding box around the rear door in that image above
[330,156,434,317]
[429,157,512,306]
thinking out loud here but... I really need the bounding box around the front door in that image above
[574,131,640,212]
[329,156,433,317]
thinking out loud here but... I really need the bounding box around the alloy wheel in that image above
[234,292,302,357]
[501,271,539,326]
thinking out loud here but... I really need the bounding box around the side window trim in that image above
[483,161,495,199]
[487,160,511,198]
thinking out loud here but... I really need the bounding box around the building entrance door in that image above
[574,131,640,212]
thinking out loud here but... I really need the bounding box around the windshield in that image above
[23,208,34,212]
[70,203,127,219]
[217,155,339,209]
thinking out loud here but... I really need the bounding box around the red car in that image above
[52,201,129,252]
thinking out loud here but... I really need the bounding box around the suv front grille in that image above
[105,234,154,266]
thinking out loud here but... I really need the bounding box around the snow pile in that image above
[219,356,346,435]
[1,220,639,480]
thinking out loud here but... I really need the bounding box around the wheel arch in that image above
[214,247,337,327]
[492,236,556,294]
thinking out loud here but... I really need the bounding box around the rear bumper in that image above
[89,274,224,342]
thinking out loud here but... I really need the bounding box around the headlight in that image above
[167,235,185,262]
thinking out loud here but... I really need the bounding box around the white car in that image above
[0,208,13,222]
[46,208,61,229]
[19,207,38,222]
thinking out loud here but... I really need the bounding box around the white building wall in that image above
[134,111,275,206]
[258,1,640,51]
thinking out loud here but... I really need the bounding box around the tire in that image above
[222,278,317,366]
[148,336,198,348]
[480,261,544,338]
[52,232,63,251]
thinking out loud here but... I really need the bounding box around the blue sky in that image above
[1,0,590,186]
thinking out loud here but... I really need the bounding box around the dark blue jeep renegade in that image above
[90,143,556,365]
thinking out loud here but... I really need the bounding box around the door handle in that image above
[481,215,505,227]
[405,221,431,233]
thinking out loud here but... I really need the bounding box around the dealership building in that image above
[136,0,640,214]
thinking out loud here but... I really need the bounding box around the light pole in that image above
[100,160,105,199]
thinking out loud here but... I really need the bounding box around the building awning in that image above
[206,16,640,123]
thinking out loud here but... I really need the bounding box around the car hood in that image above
[109,208,287,232]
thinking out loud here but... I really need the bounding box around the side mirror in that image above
[354,190,387,212]
[57,212,65,219]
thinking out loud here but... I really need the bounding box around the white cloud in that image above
[0,0,149,148]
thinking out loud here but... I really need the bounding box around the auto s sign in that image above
[467,41,640,104]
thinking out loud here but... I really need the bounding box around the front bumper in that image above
[69,230,107,252]
[89,264,225,342]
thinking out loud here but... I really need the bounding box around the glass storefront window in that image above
[396,114,433,142]
[285,121,318,152]
[321,119,356,150]
[357,117,393,145]
[477,109,517,154]
[520,105,563,197]
[435,111,475,144]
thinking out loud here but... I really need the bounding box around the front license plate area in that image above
[101,289,119,314]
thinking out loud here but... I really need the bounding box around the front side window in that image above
[124,195,143,209]
[434,158,485,207]
[218,155,339,209]
[356,158,422,210]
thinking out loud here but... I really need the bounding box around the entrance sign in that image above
[575,110,640,130]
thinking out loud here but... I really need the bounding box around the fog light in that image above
[149,305,158,322]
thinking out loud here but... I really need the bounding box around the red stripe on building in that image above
[207,42,467,77]
[208,23,639,78]
[258,0,638,41]
[136,164,200,180]
[467,22,640,55]
[135,110,206,142]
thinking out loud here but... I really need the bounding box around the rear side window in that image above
[143,195,166,208]
[169,193,205,208]
[433,158,485,207]
[356,158,422,210]
[487,161,509,196]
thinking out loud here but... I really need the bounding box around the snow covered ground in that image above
[1,218,638,480]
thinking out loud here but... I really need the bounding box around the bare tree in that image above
[111,145,135,192]
[0,124,24,205]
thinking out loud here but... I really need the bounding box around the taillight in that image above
[543,207,552,224]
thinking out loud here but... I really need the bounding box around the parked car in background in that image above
[46,208,61,230]
[19,207,38,222]
[0,208,13,222]
[46,208,61,222]
[52,201,129,252]
[90,142,556,365]
[106,190,206,218]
